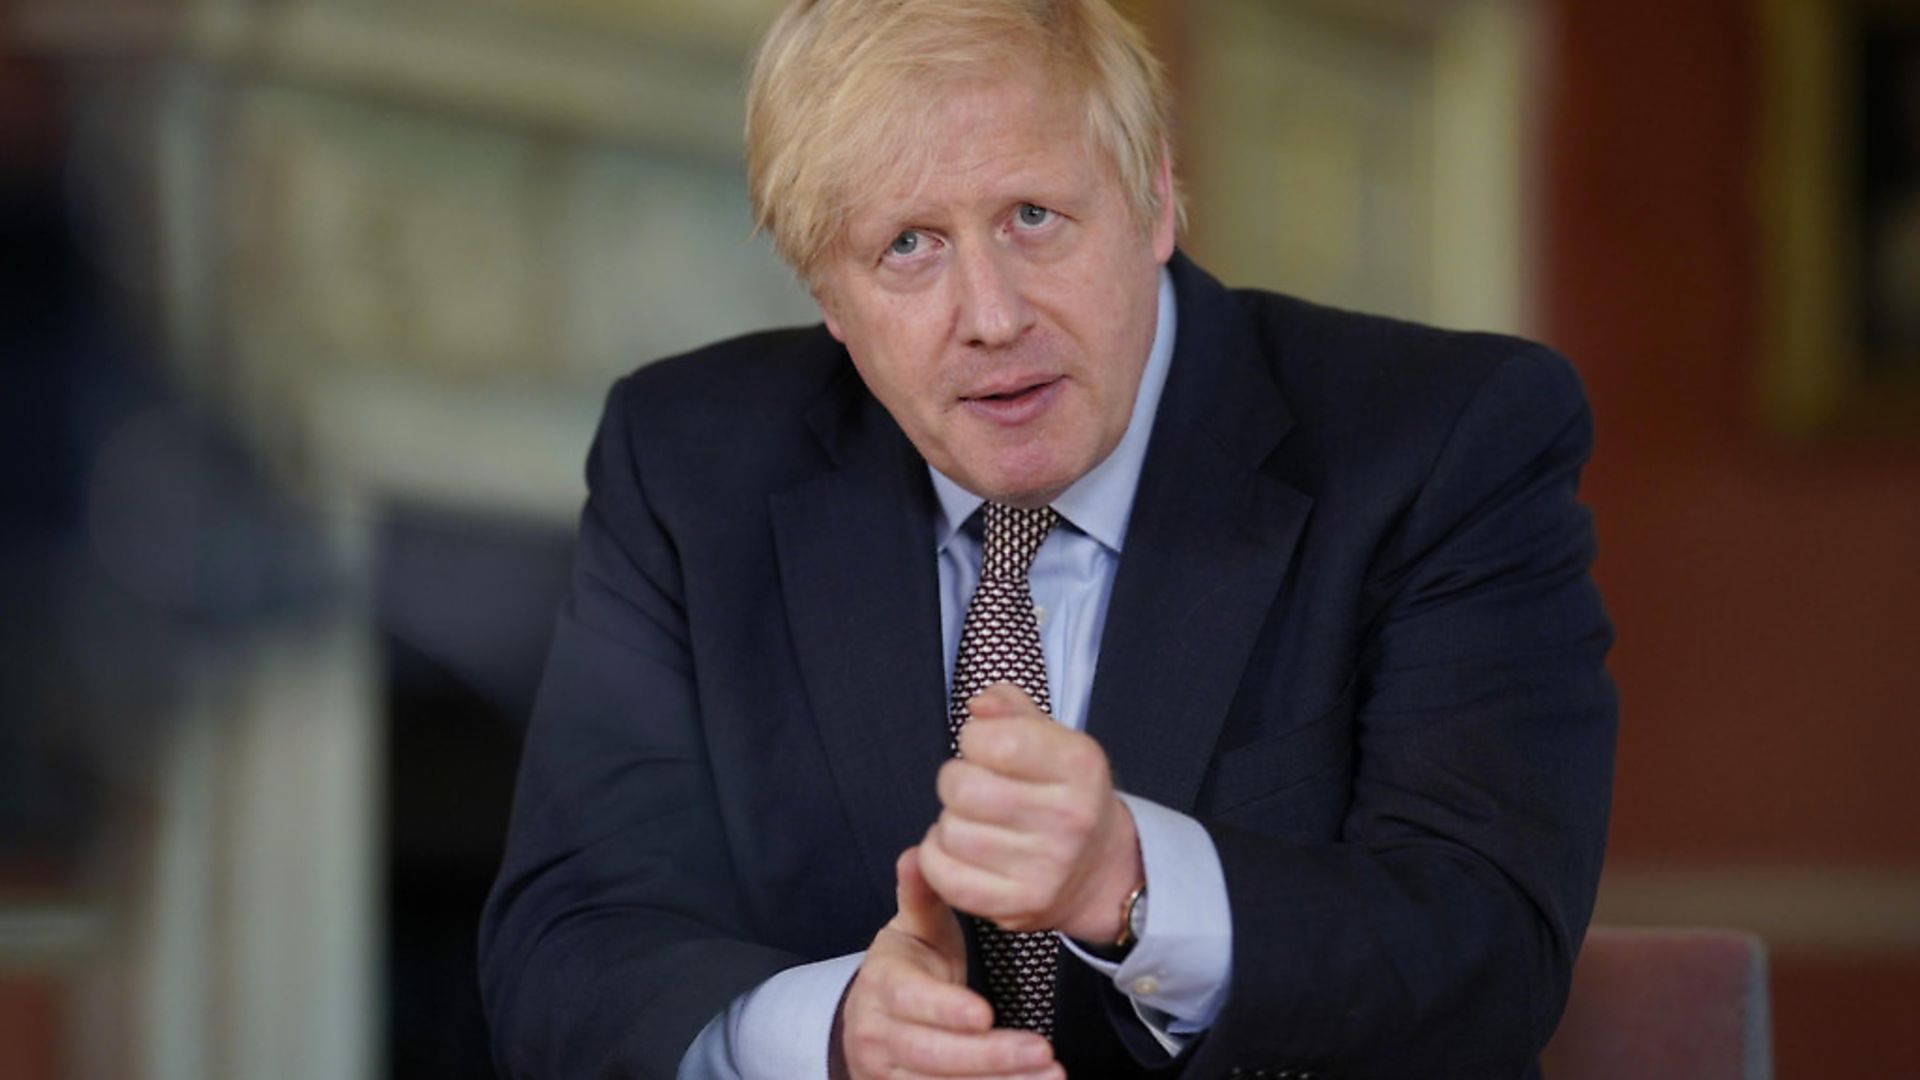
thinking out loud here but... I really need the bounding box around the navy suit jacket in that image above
[478,254,1616,1079]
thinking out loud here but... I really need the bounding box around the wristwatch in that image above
[1112,881,1148,952]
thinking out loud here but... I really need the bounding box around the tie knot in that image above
[979,503,1058,581]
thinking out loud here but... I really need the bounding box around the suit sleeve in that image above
[1186,346,1617,1080]
[478,375,802,1079]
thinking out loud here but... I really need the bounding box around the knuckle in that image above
[956,725,986,759]
[897,1026,939,1067]
[1056,798,1097,836]
[1063,737,1102,774]
[991,725,1024,758]
[937,820,976,861]
[882,976,913,1015]
[994,1038,1039,1071]
[848,1021,885,1060]
[970,825,1013,864]
[916,835,949,880]
[947,881,991,915]
[948,769,979,806]
[1048,822,1082,854]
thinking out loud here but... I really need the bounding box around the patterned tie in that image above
[948,502,1060,1038]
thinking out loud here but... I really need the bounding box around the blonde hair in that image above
[745,0,1180,280]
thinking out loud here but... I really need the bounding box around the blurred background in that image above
[1,0,1915,1077]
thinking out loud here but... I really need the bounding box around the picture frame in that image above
[1761,0,1920,437]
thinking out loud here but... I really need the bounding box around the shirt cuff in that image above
[1058,792,1233,1054]
[677,951,864,1080]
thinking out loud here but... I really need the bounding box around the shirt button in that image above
[1032,602,1047,625]
[1130,974,1160,997]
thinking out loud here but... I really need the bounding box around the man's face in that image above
[812,70,1177,508]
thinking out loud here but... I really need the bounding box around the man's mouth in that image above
[964,376,1060,403]
[960,376,1063,424]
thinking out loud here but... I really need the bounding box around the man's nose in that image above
[953,245,1033,349]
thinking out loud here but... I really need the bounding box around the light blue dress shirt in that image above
[679,268,1233,1079]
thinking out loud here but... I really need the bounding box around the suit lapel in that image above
[771,369,952,906]
[1086,255,1315,814]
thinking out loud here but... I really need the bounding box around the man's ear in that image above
[1150,144,1177,264]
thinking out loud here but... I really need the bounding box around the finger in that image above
[888,1023,1056,1077]
[872,950,993,1031]
[936,760,1105,845]
[936,760,1050,828]
[893,848,959,946]
[917,826,1041,928]
[889,848,971,988]
[956,713,1088,784]
[928,813,1050,872]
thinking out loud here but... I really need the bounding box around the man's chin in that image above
[949,463,1078,509]
[928,434,1106,506]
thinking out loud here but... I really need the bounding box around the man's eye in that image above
[888,231,921,257]
[1015,203,1054,228]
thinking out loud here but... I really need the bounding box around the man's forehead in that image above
[877,149,1091,213]
[842,81,1099,224]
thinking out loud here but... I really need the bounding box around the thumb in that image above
[893,847,965,970]
[894,846,944,932]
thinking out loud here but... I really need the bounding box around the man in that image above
[478,1,1616,1078]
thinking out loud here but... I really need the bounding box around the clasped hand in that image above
[837,684,1141,1079]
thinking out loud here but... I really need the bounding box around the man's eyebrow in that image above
[846,162,1095,238]
[845,210,921,249]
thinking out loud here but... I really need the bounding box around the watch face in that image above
[1129,887,1149,939]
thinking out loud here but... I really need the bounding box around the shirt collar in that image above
[929,265,1177,554]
